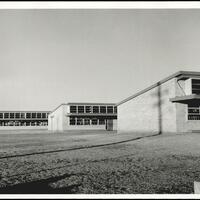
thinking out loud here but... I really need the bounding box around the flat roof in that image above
[66,102,116,105]
[0,111,50,112]
[117,71,200,106]
[50,102,117,114]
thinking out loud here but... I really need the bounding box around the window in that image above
[107,106,113,113]
[77,118,83,125]
[26,122,30,126]
[192,79,200,94]
[70,117,76,125]
[32,113,36,119]
[114,106,117,113]
[21,113,25,119]
[100,106,106,113]
[99,119,105,125]
[4,113,9,119]
[37,113,41,118]
[42,113,46,119]
[188,108,199,114]
[93,106,99,113]
[15,113,20,119]
[84,118,90,125]
[85,106,92,113]
[70,106,77,113]
[0,113,3,119]
[188,105,200,120]
[78,106,84,113]
[91,118,98,125]
[44,122,48,126]
[26,113,31,119]
[10,113,14,119]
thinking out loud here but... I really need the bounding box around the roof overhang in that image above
[117,71,200,106]
[170,94,200,104]
[177,74,200,80]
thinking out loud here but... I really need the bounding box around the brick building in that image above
[117,71,200,134]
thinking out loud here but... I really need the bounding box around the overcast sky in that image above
[1,9,200,111]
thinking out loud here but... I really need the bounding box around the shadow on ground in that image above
[0,172,82,194]
[0,133,160,160]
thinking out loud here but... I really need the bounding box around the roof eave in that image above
[117,71,200,106]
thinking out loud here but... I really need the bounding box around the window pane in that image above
[114,106,117,113]
[93,106,99,113]
[26,113,31,119]
[78,106,84,113]
[20,113,25,119]
[192,79,200,94]
[188,115,200,120]
[77,118,83,125]
[84,118,90,125]
[10,113,14,119]
[107,106,113,113]
[85,106,92,113]
[188,105,200,120]
[70,106,77,113]
[37,113,41,118]
[192,79,200,84]
[15,113,20,119]
[42,113,46,118]
[32,113,36,119]
[188,108,199,114]
[4,113,9,119]
[92,118,98,125]
[70,117,76,125]
[100,106,106,113]
[99,119,105,125]
[0,113,3,118]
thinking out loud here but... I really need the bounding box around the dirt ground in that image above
[0,130,200,194]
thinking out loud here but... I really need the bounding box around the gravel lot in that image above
[0,130,200,194]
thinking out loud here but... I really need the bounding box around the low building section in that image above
[48,103,117,131]
[117,71,200,134]
[0,111,50,129]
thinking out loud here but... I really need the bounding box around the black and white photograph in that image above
[0,1,200,199]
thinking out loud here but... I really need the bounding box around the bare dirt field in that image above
[0,130,200,194]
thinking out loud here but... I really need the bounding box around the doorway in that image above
[106,119,113,131]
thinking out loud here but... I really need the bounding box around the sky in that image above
[1,9,200,111]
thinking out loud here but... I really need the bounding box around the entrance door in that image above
[106,119,113,131]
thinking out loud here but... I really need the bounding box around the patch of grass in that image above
[0,131,200,194]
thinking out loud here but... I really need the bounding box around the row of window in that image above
[70,105,117,114]
[188,106,200,120]
[0,112,49,119]
[188,115,200,120]
[69,117,106,125]
[192,79,200,95]
[0,121,48,126]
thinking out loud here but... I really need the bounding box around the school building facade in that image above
[117,71,200,134]
[48,103,117,131]
[0,111,50,130]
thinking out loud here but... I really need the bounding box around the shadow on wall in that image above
[151,83,169,135]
